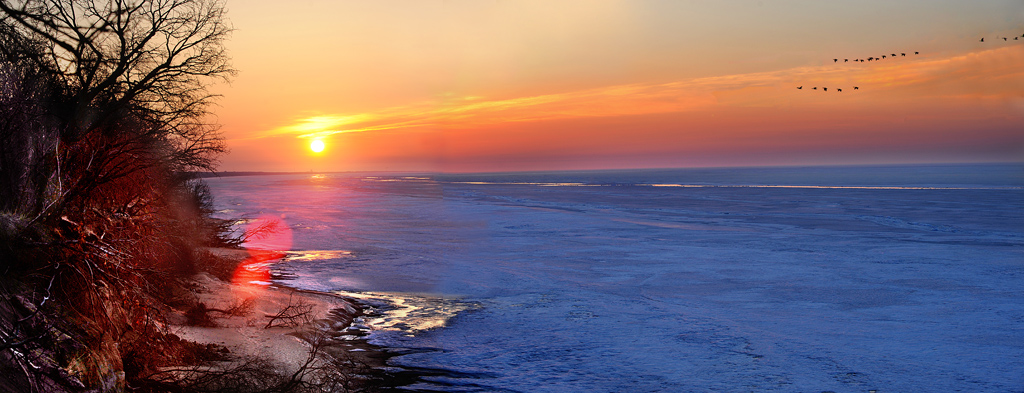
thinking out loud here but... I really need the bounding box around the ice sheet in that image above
[206,165,1024,392]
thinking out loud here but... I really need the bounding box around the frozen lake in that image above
[206,164,1024,392]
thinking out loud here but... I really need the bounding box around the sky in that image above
[211,0,1024,173]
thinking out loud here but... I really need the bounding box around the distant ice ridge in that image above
[366,177,1023,190]
[643,183,1022,190]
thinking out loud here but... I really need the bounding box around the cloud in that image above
[259,45,1022,140]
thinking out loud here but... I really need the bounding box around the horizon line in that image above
[196,160,1024,178]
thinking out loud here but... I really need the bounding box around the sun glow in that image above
[310,139,325,153]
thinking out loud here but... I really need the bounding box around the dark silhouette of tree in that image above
[1,1,237,389]
[0,20,60,215]
[1,0,233,222]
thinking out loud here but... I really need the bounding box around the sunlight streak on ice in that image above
[336,291,479,336]
[282,250,352,262]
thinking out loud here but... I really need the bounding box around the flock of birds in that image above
[798,33,1024,93]
[797,85,855,92]
[979,33,1024,42]
[797,50,921,93]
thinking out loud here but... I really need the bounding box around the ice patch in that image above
[336,291,480,338]
[282,250,352,261]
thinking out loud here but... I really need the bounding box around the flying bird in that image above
[901,53,906,56]
[812,87,817,90]
[837,88,842,92]
[853,86,859,90]
[797,86,803,89]
[891,53,896,57]
[914,51,919,55]
[823,87,828,92]
[980,37,984,42]
[845,59,849,62]
[882,55,886,59]
[834,59,838,63]
[1003,37,1008,41]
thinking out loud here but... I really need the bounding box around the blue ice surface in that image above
[206,163,1024,392]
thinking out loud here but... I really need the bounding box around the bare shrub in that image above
[269,328,386,393]
[225,297,257,317]
[135,327,386,392]
[264,295,315,329]
[140,355,281,393]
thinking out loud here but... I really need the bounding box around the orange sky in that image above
[212,0,1024,172]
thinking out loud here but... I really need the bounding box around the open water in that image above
[205,164,1024,392]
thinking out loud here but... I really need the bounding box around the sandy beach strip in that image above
[165,248,391,383]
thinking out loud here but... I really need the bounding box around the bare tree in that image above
[0,1,236,389]
[0,0,233,136]
[0,19,61,215]
[0,0,234,222]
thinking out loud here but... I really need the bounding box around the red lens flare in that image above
[242,215,293,251]
[231,216,292,294]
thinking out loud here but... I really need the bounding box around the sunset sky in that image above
[212,0,1024,173]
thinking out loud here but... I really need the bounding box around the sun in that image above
[310,139,325,153]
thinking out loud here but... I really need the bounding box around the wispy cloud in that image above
[259,45,1022,140]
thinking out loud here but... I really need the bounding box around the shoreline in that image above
[169,248,399,389]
